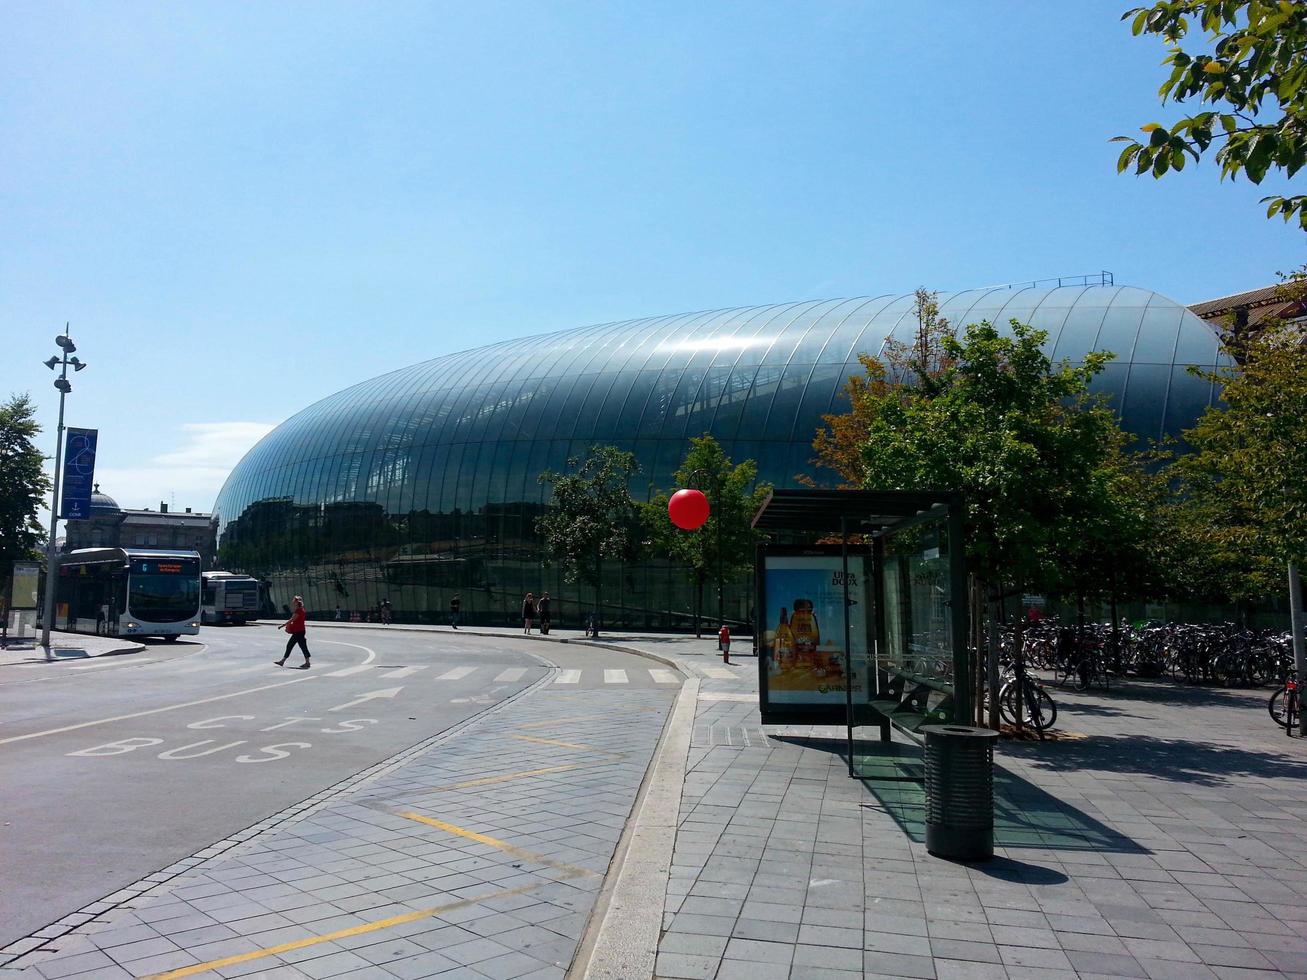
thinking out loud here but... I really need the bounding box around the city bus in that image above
[200,570,260,625]
[54,548,201,640]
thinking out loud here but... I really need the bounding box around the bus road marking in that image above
[327,687,402,712]
[396,812,600,878]
[0,676,318,747]
[509,734,595,752]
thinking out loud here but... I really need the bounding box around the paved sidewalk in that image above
[0,630,146,663]
[608,641,1307,980]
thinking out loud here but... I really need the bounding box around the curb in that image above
[573,676,699,979]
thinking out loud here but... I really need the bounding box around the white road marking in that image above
[226,664,274,676]
[554,669,581,685]
[315,638,376,665]
[69,658,156,671]
[381,666,426,679]
[700,667,736,680]
[327,687,403,712]
[604,669,628,684]
[435,666,477,681]
[326,664,373,678]
[493,668,527,683]
[0,676,319,746]
[648,669,679,684]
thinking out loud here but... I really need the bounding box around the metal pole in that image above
[715,476,724,629]
[39,357,69,657]
[1289,561,1305,736]
[841,517,854,777]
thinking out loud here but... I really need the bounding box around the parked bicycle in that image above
[998,656,1057,737]
[1268,677,1300,737]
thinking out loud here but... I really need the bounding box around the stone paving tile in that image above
[638,638,1307,980]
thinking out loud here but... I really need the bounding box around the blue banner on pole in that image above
[60,427,98,520]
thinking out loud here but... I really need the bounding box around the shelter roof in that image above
[751,488,959,532]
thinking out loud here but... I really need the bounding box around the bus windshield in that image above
[129,557,201,623]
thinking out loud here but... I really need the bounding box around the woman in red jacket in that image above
[275,596,311,668]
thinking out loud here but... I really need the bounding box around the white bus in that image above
[201,571,260,625]
[54,548,201,640]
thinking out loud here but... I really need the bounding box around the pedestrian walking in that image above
[522,592,536,634]
[334,604,343,621]
[381,598,392,625]
[450,593,461,629]
[276,596,311,668]
[719,623,731,665]
[538,592,551,635]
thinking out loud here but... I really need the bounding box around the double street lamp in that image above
[39,327,87,654]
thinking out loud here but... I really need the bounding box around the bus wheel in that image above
[165,634,178,642]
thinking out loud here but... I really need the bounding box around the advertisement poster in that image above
[761,554,871,706]
[60,427,99,520]
[10,562,40,609]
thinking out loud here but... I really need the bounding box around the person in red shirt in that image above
[275,596,311,668]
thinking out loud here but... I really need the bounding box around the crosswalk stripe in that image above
[227,664,273,675]
[435,666,477,681]
[604,669,628,684]
[382,666,426,679]
[648,669,679,684]
[326,664,373,677]
[554,669,581,685]
[494,668,527,683]
[701,667,736,680]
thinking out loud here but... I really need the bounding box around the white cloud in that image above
[89,421,275,513]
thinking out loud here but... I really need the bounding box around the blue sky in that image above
[2,1,1301,515]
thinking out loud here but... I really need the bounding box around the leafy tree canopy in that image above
[537,445,642,590]
[1115,1,1307,228]
[645,434,772,583]
[0,393,51,570]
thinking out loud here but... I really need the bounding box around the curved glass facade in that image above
[214,285,1222,627]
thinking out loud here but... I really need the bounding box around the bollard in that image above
[920,724,999,861]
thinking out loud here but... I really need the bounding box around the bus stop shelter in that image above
[751,488,970,778]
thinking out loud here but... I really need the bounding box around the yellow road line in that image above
[136,881,542,980]
[438,763,588,790]
[509,733,595,751]
[399,811,601,878]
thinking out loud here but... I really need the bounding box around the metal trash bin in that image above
[920,724,999,861]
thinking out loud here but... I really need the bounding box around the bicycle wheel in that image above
[1025,684,1057,731]
[1268,686,1294,729]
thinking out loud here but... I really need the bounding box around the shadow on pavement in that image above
[1003,732,1307,787]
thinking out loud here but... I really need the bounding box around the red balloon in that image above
[668,488,710,530]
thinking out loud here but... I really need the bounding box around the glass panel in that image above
[1120,364,1172,443]
[876,516,954,724]
[1163,366,1216,447]
[1052,305,1109,360]
[1092,305,1145,361]
[1173,314,1222,368]
[1132,305,1183,362]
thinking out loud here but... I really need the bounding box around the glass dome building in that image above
[214,284,1224,627]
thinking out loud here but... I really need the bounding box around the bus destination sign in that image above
[133,558,198,575]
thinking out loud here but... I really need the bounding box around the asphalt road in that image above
[0,624,680,947]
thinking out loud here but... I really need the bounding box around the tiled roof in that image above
[1189,283,1307,326]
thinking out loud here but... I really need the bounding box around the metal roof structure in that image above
[751,488,960,532]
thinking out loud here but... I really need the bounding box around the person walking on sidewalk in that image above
[276,596,311,668]
[450,593,461,629]
[522,592,536,634]
[538,592,551,635]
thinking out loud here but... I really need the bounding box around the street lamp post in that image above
[39,327,87,656]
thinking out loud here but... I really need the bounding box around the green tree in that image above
[832,318,1137,725]
[645,434,772,636]
[1168,308,1307,599]
[0,394,51,571]
[537,445,642,632]
[1114,1,1307,228]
